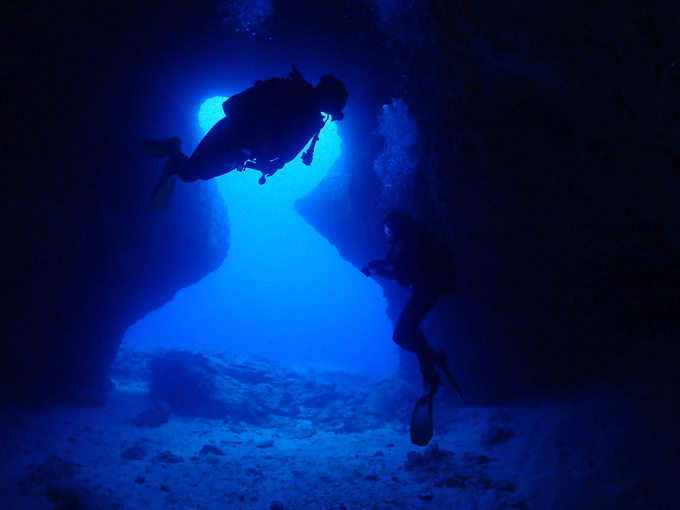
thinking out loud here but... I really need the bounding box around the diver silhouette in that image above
[142,65,348,211]
[362,210,465,446]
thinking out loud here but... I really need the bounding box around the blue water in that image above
[123,97,398,376]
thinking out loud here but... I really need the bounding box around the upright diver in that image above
[142,66,348,211]
[362,210,465,447]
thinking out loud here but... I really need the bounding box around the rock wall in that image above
[1,3,230,404]
[297,0,680,403]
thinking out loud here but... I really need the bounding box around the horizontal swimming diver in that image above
[142,65,348,211]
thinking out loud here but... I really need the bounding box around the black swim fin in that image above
[410,377,441,447]
[147,164,175,212]
[435,350,465,407]
[410,394,433,447]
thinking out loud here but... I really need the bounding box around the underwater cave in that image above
[2,0,679,509]
[123,95,398,375]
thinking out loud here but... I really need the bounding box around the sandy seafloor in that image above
[0,349,678,510]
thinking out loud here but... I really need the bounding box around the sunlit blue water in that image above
[124,96,398,376]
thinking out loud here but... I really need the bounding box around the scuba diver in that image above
[362,210,465,447]
[141,65,348,211]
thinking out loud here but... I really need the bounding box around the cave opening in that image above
[123,96,398,377]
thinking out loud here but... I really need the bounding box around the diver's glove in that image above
[364,260,390,277]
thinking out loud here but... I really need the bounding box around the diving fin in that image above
[140,137,183,159]
[410,394,434,447]
[409,377,441,447]
[435,350,466,407]
[147,164,175,212]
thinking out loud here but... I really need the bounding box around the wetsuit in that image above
[375,222,458,386]
[177,75,325,183]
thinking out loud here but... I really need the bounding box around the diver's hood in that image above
[316,75,348,121]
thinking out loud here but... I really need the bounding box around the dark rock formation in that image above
[120,349,389,432]
[156,450,184,464]
[130,402,171,428]
[18,456,80,493]
[45,482,124,510]
[2,3,229,404]
[121,443,146,460]
[480,426,514,447]
[148,351,219,414]
[200,444,225,456]
[296,0,680,403]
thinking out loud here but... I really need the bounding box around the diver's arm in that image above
[367,259,388,270]
[374,266,395,278]
[362,259,395,278]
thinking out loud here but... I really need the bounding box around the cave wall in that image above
[1,2,231,404]
[297,0,680,403]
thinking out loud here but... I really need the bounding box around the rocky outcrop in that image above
[115,349,397,433]
[1,3,229,404]
[296,0,680,403]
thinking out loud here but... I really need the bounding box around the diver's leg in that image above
[395,293,466,407]
[398,287,443,447]
[141,137,200,183]
[188,117,244,181]
[393,288,440,387]
[167,153,196,182]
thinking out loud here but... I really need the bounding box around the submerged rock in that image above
[121,443,145,460]
[223,358,273,384]
[46,482,124,510]
[404,450,427,470]
[486,409,512,424]
[404,443,453,470]
[130,402,170,428]
[18,456,79,493]
[303,390,340,407]
[148,351,219,415]
[119,350,390,434]
[424,443,452,462]
[481,426,514,446]
[156,450,184,464]
[286,428,316,440]
[478,489,509,510]
[200,444,225,456]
